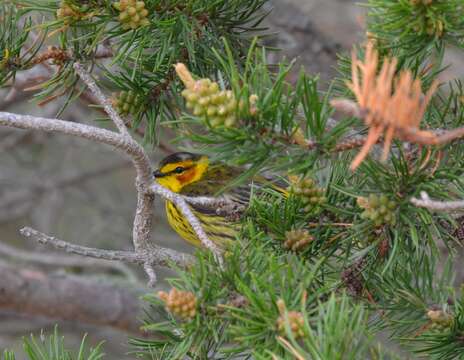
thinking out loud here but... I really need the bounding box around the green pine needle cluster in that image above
[0,5,38,84]
[3,327,104,360]
[366,0,464,57]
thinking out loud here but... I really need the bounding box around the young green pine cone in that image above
[290,176,326,212]
[113,90,141,116]
[175,63,258,128]
[181,78,237,128]
[276,299,305,339]
[284,229,313,252]
[113,0,150,30]
[358,194,397,227]
[158,288,197,320]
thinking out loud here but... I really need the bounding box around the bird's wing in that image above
[180,165,247,216]
[180,164,287,216]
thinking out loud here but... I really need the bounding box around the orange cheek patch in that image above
[178,168,196,184]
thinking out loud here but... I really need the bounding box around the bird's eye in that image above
[173,166,185,174]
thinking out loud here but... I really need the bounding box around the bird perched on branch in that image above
[153,152,284,248]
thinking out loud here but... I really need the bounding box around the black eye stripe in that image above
[168,165,193,175]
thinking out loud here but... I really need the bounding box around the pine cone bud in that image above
[427,309,453,325]
[175,63,257,128]
[113,90,141,116]
[358,194,397,227]
[158,288,197,320]
[453,216,464,243]
[427,309,453,332]
[56,1,81,24]
[181,78,237,128]
[114,0,150,30]
[284,229,313,252]
[289,176,326,212]
[276,299,305,339]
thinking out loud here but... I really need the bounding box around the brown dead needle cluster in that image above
[346,42,438,170]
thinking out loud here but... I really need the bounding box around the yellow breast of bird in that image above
[165,201,238,248]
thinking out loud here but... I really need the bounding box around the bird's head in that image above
[153,152,209,192]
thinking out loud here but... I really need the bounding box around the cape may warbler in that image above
[154,152,284,247]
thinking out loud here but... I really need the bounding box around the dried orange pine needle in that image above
[347,42,438,170]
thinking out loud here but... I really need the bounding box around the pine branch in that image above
[74,62,131,138]
[0,240,138,280]
[20,227,194,269]
[411,191,464,211]
[150,183,224,262]
[72,62,163,283]
[0,108,180,284]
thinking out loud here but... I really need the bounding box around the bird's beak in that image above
[153,169,165,178]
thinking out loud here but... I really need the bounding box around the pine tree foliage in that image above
[2,327,104,360]
[8,0,268,140]
[1,0,464,358]
[366,0,464,57]
[0,4,39,84]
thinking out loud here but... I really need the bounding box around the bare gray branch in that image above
[0,241,137,281]
[73,62,130,138]
[150,183,223,261]
[411,191,464,211]
[20,227,194,269]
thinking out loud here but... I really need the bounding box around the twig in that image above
[182,195,229,207]
[20,227,194,269]
[150,182,223,262]
[73,62,130,138]
[0,241,137,281]
[143,263,157,288]
[0,111,166,283]
[0,111,139,154]
[435,127,464,145]
[332,136,377,152]
[410,191,464,211]
[73,62,158,283]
